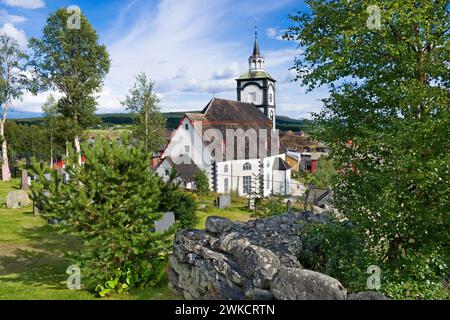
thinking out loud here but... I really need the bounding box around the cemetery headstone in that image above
[216,195,231,209]
[21,170,29,191]
[286,199,292,213]
[155,212,175,233]
[6,190,30,208]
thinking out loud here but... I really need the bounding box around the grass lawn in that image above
[192,193,253,229]
[0,179,178,300]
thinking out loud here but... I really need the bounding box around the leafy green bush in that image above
[252,196,287,218]
[194,170,210,196]
[298,214,449,299]
[161,191,198,229]
[29,141,175,295]
[158,171,198,229]
[298,214,371,292]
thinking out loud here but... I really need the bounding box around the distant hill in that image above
[13,112,306,132]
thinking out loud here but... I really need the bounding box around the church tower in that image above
[236,23,277,129]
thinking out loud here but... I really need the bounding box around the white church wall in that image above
[242,84,263,105]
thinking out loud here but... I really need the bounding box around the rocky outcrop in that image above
[168,212,384,300]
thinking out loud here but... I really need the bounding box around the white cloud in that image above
[0,9,27,24]
[266,27,277,39]
[0,22,27,49]
[1,0,45,9]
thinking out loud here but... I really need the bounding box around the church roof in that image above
[185,98,278,160]
[237,71,275,81]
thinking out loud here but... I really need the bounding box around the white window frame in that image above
[243,162,252,171]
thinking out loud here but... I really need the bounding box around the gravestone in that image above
[286,199,292,213]
[6,190,30,208]
[155,212,175,233]
[20,170,29,191]
[216,195,231,209]
[62,171,70,184]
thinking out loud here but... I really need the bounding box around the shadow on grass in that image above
[0,216,82,290]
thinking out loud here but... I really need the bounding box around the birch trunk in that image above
[0,116,11,181]
[74,135,81,165]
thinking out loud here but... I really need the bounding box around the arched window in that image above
[269,93,273,104]
[243,162,252,171]
[224,164,229,173]
[270,110,274,120]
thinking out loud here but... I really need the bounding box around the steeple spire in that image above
[249,19,264,71]
[252,19,261,58]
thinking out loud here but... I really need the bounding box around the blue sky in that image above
[0,0,329,119]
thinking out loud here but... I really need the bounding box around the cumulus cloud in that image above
[1,0,45,9]
[0,22,27,49]
[0,9,27,24]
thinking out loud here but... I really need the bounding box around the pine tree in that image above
[30,141,175,294]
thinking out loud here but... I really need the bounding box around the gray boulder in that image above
[347,291,389,300]
[271,268,347,300]
[205,216,233,234]
[6,190,30,208]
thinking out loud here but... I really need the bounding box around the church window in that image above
[269,93,273,104]
[270,110,274,120]
[248,92,256,103]
[224,164,229,173]
[185,123,189,130]
[243,162,252,171]
[243,176,252,195]
[184,145,190,153]
[224,178,229,193]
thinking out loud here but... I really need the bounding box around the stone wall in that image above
[169,212,376,300]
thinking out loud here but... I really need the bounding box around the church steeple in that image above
[237,21,277,129]
[249,21,264,71]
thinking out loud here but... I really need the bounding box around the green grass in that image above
[0,179,178,300]
[193,193,252,229]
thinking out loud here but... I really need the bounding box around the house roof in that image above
[273,157,291,171]
[166,156,201,184]
[186,98,278,160]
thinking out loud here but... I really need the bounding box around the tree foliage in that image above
[287,0,449,298]
[121,73,166,152]
[29,8,110,161]
[194,170,210,196]
[29,141,175,295]
[304,157,336,189]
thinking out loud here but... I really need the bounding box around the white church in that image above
[156,29,291,197]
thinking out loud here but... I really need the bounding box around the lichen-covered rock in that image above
[168,211,342,300]
[205,216,233,234]
[6,190,30,208]
[271,267,347,300]
[347,292,389,300]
